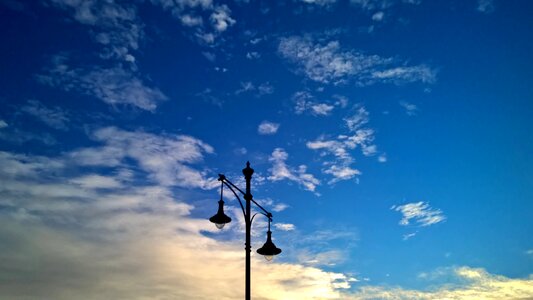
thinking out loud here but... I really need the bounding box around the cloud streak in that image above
[38,55,167,111]
[349,267,533,299]
[21,100,70,130]
[278,35,436,85]
[49,0,142,63]
[392,201,446,227]
[306,105,379,183]
[268,148,321,193]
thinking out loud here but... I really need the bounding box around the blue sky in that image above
[1,0,532,299]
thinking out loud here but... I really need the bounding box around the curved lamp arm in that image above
[219,176,246,219]
[218,174,273,220]
[250,212,273,227]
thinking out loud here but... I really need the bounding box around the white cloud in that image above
[246,51,261,59]
[257,82,274,95]
[378,153,387,163]
[233,147,248,155]
[69,127,217,189]
[258,121,280,135]
[180,14,203,26]
[306,106,377,183]
[268,148,320,193]
[0,127,57,145]
[372,65,436,84]
[293,91,314,114]
[279,36,375,85]
[349,267,533,299]
[21,100,70,130]
[274,223,296,231]
[477,0,495,13]
[344,106,369,131]
[49,0,142,63]
[403,232,417,240]
[311,103,335,116]
[70,174,123,189]
[400,101,418,116]
[151,0,235,45]
[333,95,349,108]
[300,0,337,6]
[236,81,274,97]
[210,4,235,32]
[298,249,347,267]
[391,201,446,227]
[292,91,344,116]
[372,11,384,21]
[0,120,8,129]
[324,165,361,183]
[350,0,420,11]
[38,55,167,111]
[236,81,255,94]
[350,0,392,10]
[272,203,289,212]
[278,35,436,85]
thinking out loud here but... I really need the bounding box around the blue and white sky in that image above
[1,0,532,299]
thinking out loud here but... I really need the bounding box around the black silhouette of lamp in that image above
[256,218,282,261]
[209,183,232,229]
[209,162,282,300]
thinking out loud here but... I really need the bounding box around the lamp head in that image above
[256,230,282,261]
[209,200,231,229]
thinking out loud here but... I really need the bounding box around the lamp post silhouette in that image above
[209,162,282,300]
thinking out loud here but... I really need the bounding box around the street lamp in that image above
[209,162,282,300]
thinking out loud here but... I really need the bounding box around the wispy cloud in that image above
[0,127,57,145]
[372,11,385,21]
[210,4,235,32]
[268,148,321,193]
[300,0,337,6]
[399,101,418,116]
[69,127,217,189]
[246,51,261,59]
[152,0,236,45]
[278,35,436,85]
[311,103,335,116]
[49,0,142,63]
[371,65,436,84]
[236,81,274,97]
[69,174,123,189]
[21,100,70,130]
[349,266,533,299]
[350,0,421,11]
[258,121,280,135]
[403,232,417,240]
[391,201,446,227]
[298,249,347,267]
[306,105,380,183]
[275,223,296,231]
[292,91,344,116]
[477,0,495,14]
[37,55,167,111]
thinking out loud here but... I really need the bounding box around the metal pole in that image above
[242,161,254,300]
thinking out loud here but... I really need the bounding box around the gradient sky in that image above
[1,0,532,299]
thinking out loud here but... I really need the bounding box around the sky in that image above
[0,0,532,299]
